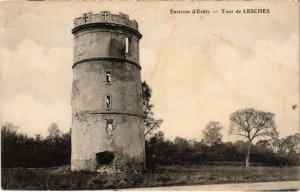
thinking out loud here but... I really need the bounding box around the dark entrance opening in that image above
[96,151,114,165]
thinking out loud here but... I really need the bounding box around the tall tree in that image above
[276,134,300,154]
[203,121,223,146]
[229,108,277,167]
[1,122,19,167]
[284,134,300,153]
[1,122,19,136]
[47,123,62,138]
[142,81,163,137]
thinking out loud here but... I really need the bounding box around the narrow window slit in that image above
[106,71,111,83]
[125,37,131,54]
[106,96,111,109]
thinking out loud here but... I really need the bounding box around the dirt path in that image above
[125,181,300,191]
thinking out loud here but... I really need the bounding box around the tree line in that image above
[1,121,299,168]
[145,131,300,169]
[1,82,299,168]
[1,122,70,168]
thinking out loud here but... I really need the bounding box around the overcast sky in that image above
[1,1,299,141]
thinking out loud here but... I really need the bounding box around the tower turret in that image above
[71,11,145,172]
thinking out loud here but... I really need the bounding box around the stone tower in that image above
[71,11,145,172]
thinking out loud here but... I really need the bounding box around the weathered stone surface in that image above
[71,11,145,173]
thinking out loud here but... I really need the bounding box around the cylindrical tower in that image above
[71,11,144,172]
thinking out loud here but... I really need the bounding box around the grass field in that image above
[1,165,300,190]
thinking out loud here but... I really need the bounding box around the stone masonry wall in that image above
[71,11,145,172]
[71,113,144,172]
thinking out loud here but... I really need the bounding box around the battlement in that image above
[73,11,139,31]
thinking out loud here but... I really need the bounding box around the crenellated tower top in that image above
[72,11,141,38]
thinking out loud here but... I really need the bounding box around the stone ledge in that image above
[72,57,141,70]
[89,111,145,119]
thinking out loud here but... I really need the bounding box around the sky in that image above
[0,1,299,142]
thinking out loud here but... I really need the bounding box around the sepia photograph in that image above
[0,1,299,190]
